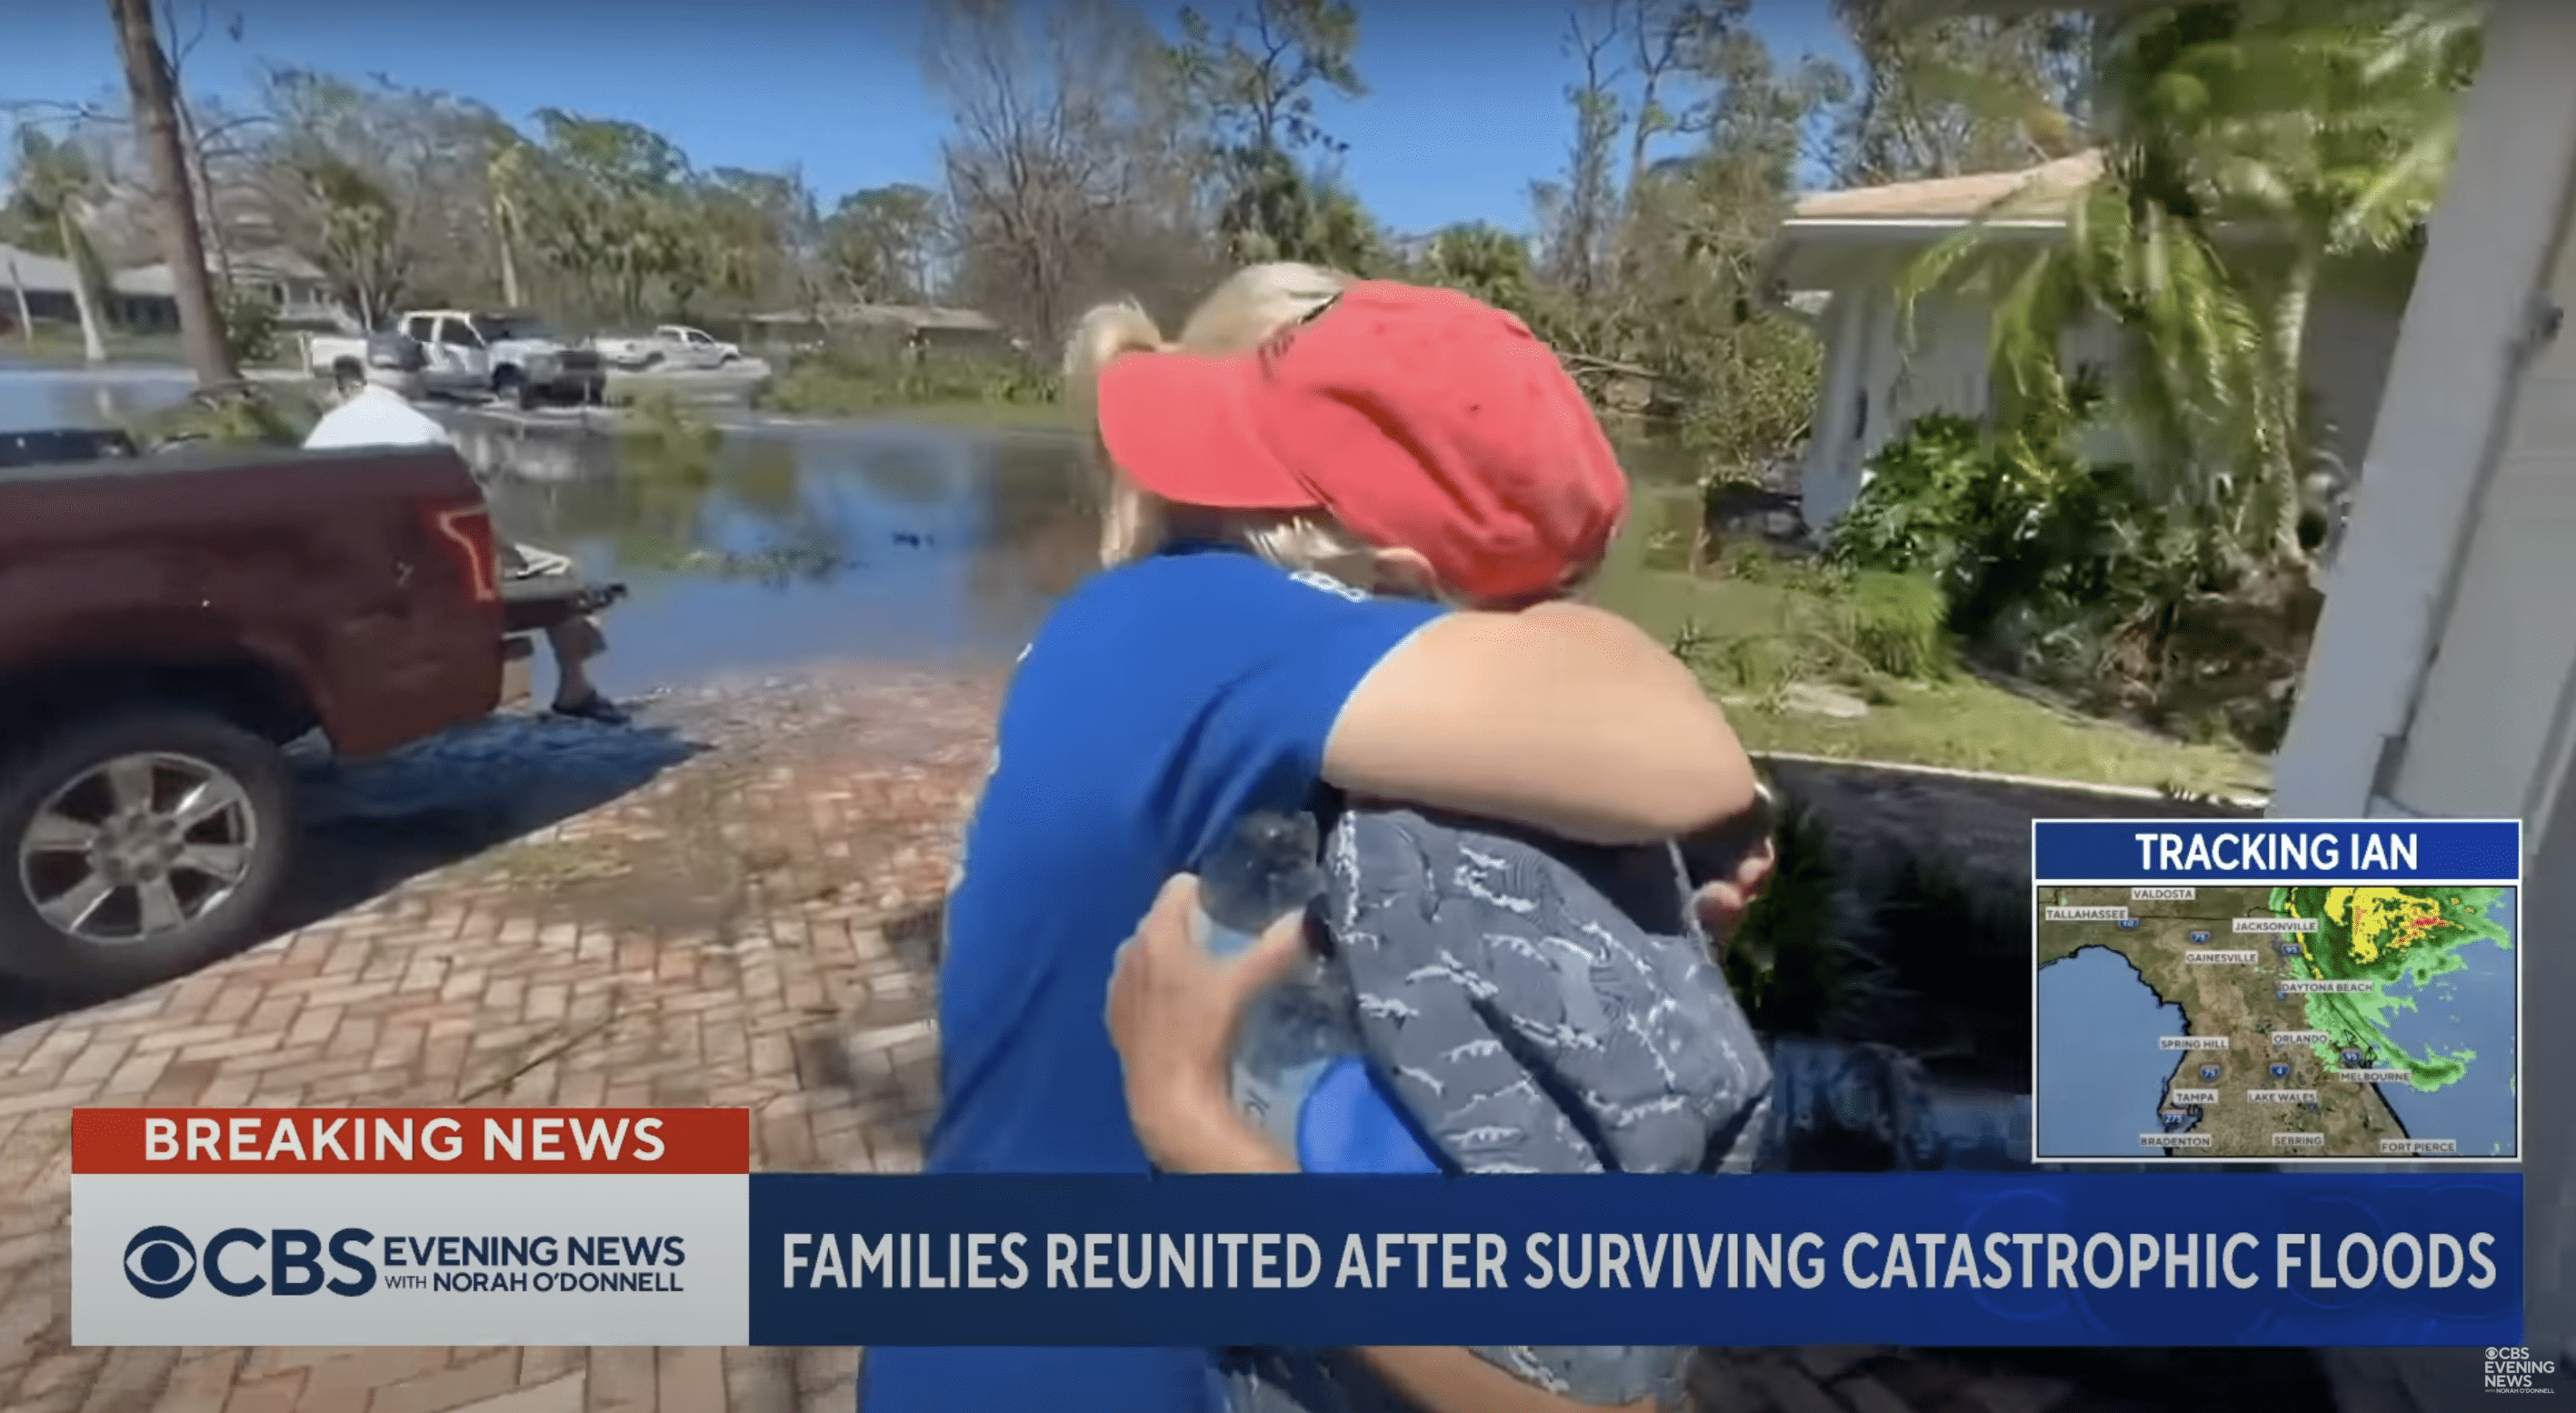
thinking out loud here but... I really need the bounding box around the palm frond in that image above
[1891,0,2475,574]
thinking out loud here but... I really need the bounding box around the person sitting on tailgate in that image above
[303,373,627,726]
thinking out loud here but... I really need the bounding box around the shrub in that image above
[755,344,1057,416]
[1823,403,2341,753]
[125,387,316,448]
[1671,566,1951,706]
[619,389,718,449]
[1822,414,1990,588]
[1850,853,2031,1083]
[1829,410,2198,696]
[1834,570,1948,680]
[1723,791,1883,1037]
[215,288,281,367]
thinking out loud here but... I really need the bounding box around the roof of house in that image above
[750,303,1003,334]
[107,266,173,296]
[0,244,83,296]
[842,303,1003,333]
[115,248,331,296]
[1785,151,2102,226]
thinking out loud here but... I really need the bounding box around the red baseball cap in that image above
[1095,280,1628,604]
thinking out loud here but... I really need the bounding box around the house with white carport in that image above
[1892,0,2572,1404]
[1762,152,2416,538]
[2,244,349,341]
[1,242,187,335]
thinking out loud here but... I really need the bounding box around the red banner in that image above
[72,1107,751,1174]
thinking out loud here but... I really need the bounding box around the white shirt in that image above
[302,385,544,575]
[303,386,453,449]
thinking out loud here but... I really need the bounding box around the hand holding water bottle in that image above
[1105,873,1308,1169]
[1680,781,1779,960]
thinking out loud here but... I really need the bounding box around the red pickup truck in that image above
[0,433,604,994]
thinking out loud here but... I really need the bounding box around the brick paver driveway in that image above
[0,666,2340,1413]
[0,668,990,1413]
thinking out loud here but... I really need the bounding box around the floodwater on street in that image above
[457,417,1101,696]
[0,366,1706,702]
[0,366,1101,697]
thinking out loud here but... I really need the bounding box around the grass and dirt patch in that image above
[116,384,323,448]
[2,322,303,371]
[1594,486,2270,798]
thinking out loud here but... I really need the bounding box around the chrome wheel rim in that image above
[17,751,259,946]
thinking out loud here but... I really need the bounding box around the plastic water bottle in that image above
[1193,811,1353,1156]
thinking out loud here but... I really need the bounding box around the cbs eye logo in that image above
[124,1227,197,1299]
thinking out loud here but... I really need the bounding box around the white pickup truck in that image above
[303,310,608,409]
[594,325,742,372]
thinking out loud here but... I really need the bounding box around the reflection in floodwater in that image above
[0,368,1103,695]
[0,366,197,430]
[0,371,1657,702]
[464,421,1097,696]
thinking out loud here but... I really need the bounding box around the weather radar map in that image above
[2032,822,2521,1163]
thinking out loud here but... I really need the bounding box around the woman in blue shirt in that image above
[857,280,1759,1413]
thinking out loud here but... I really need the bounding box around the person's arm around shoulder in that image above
[1325,600,1755,847]
[1105,877,1660,1413]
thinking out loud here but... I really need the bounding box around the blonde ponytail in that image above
[1176,262,1350,355]
[1070,265,1379,581]
[1063,301,1167,389]
[1063,300,1173,568]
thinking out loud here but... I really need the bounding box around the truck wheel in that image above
[494,367,536,411]
[331,357,365,396]
[0,708,295,996]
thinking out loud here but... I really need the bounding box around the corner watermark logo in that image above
[2486,1348,2561,1396]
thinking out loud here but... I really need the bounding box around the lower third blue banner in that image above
[747,1172,2521,1348]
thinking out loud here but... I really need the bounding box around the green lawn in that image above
[3,328,185,366]
[824,400,1073,433]
[2,326,305,371]
[1592,497,2271,798]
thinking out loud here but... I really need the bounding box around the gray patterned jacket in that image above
[1221,803,1774,1413]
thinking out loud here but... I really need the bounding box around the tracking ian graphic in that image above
[2029,820,2522,1164]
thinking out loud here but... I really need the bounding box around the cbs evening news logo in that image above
[124,1226,692,1298]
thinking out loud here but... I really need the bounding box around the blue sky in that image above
[4,0,1853,234]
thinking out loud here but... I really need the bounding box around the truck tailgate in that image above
[0,444,509,758]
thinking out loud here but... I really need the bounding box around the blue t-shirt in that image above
[859,546,1445,1413]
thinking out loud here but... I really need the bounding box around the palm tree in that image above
[107,0,240,388]
[298,156,404,327]
[6,128,112,364]
[1905,0,2480,568]
[487,139,529,308]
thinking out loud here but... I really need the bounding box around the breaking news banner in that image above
[70,1107,753,1347]
[70,1109,2522,1348]
[2028,818,2521,1166]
